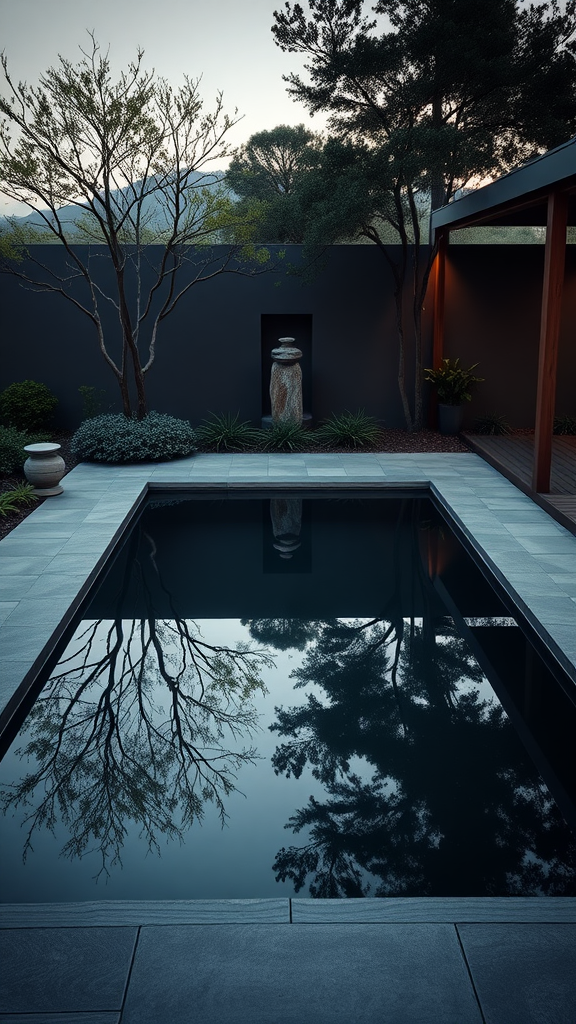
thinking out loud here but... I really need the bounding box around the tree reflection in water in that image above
[258,614,575,897]
[1,616,273,880]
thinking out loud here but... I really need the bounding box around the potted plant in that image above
[424,358,484,435]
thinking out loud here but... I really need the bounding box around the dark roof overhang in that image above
[430,137,576,232]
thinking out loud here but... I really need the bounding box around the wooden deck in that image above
[464,433,576,534]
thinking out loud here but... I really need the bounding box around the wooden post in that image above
[533,190,567,493]
[429,229,447,427]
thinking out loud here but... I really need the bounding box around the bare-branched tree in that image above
[1,614,274,880]
[0,34,271,417]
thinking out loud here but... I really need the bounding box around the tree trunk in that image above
[430,92,445,212]
[132,353,148,420]
[394,292,414,432]
[119,375,132,418]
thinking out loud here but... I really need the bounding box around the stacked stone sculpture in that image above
[270,337,303,425]
[270,497,302,559]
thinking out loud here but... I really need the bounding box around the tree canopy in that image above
[226,124,323,242]
[272,0,576,428]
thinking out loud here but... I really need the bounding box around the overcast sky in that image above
[0,0,328,214]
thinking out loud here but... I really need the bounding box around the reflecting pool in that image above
[1,492,575,901]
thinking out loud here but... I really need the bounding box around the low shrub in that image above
[0,482,38,517]
[0,380,58,433]
[473,413,511,436]
[553,415,576,436]
[195,412,260,452]
[71,412,197,463]
[315,410,382,449]
[0,426,50,474]
[257,421,313,452]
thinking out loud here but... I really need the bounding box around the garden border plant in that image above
[0,380,58,433]
[71,412,198,463]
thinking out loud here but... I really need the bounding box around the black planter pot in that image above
[438,403,464,436]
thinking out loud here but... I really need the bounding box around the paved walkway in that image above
[1,897,576,1022]
[1,452,576,1021]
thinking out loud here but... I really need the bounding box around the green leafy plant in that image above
[195,412,261,452]
[473,412,511,436]
[0,425,50,474]
[553,415,576,436]
[78,385,108,421]
[0,482,38,516]
[424,359,484,406]
[71,412,197,463]
[0,380,58,432]
[315,410,382,450]
[256,421,313,452]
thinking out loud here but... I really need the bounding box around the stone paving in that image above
[1,452,575,1022]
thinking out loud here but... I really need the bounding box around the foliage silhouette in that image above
[1,520,274,880]
[269,576,576,896]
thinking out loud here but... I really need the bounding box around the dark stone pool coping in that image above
[1,896,575,927]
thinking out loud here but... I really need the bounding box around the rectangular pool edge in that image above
[2,476,575,755]
[2,897,576,928]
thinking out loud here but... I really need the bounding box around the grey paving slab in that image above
[517,535,576,555]
[0,537,69,557]
[0,926,137,1013]
[3,596,75,624]
[550,574,576,597]
[6,526,78,539]
[41,554,102,574]
[531,552,576,573]
[458,923,576,1024]
[121,923,482,1024]
[522,596,576,624]
[0,555,58,575]
[0,602,17,624]
[21,573,89,599]
[0,628,61,661]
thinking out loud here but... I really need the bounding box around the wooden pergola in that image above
[430,137,576,493]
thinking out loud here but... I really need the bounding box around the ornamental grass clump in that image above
[71,413,197,463]
[0,482,38,517]
[257,421,313,452]
[553,415,576,435]
[195,412,261,452]
[315,410,382,449]
[473,412,511,436]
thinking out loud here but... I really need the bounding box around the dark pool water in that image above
[1,492,575,902]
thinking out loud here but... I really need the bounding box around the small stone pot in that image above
[438,403,464,436]
[23,443,65,496]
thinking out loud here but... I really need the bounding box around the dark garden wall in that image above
[0,242,574,431]
[443,243,576,429]
[0,245,412,430]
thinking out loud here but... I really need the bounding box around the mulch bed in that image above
[0,429,471,542]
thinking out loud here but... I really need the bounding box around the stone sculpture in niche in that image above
[270,337,303,425]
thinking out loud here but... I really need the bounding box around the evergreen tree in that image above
[272,0,576,429]
[226,124,323,242]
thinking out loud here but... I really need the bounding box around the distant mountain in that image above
[0,171,230,239]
